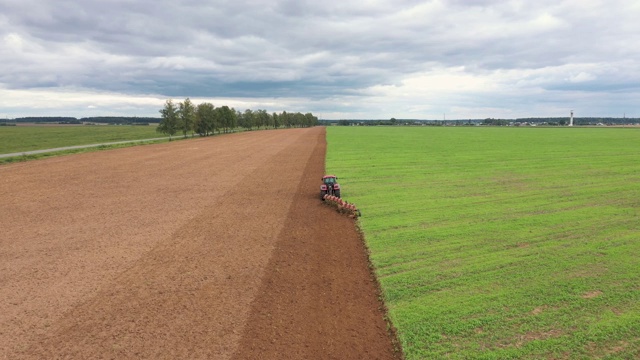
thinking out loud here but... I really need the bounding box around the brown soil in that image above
[0,127,398,359]
[232,129,399,360]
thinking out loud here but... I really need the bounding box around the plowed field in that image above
[0,127,398,359]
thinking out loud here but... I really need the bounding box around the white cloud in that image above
[4,33,25,51]
[528,13,566,32]
[568,72,595,83]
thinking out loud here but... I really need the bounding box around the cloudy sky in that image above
[1,0,639,119]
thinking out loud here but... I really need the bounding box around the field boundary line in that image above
[0,136,174,159]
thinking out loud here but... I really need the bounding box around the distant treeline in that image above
[324,119,484,126]
[12,117,161,125]
[323,117,640,126]
[516,117,639,125]
[157,98,319,139]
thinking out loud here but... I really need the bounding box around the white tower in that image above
[569,110,574,126]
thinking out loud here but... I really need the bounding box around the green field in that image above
[326,127,640,359]
[0,125,159,154]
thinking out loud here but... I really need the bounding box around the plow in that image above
[321,175,361,217]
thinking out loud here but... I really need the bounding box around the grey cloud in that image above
[1,0,640,117]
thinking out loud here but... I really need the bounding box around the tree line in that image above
[322,117,640,127]
[516,117,640,126]
[11,117,160,125]
[157,99,319,139]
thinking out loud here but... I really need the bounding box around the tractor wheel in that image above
[320,190,327,200]
[335,190,341,198]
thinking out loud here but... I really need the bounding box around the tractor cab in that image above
[322,175,337,185]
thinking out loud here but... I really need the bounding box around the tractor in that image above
[321,175,341,199]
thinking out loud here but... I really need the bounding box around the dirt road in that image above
[0,136,173,159]
[0,127,398,359]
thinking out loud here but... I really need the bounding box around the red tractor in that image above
[321,175,341,199]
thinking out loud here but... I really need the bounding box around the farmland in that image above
[0,125,159,154]
[0,127,396,359]
[326,127,640,359]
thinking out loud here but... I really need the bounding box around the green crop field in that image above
[326,126,640,359]
[0,125,159,154]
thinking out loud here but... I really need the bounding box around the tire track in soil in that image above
[232,128,400,360]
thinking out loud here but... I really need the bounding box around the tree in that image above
[217,106,236,133]
[304,113,317,127]
[293,112,305,127]
[265,111,273,129]
[272,112,280,129]
[157,100,179,140]
[178,98,196,137]
[283,112,290,127]
[235,110,246,130]
[256,109,269,129]
[483,118,508,126]
[243,109,255,130]
[195,102,216,136]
